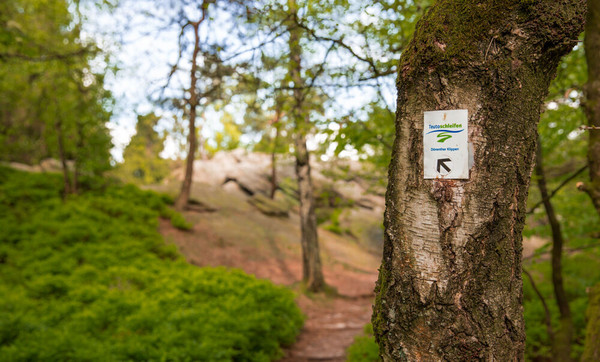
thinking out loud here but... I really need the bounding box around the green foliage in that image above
[523,253,600,360]
[548,42,587,98]
[0,167,304,360]
[0,0,113,175]
[241,92,291,155]
[323,208,344,234]
[346,323,379,362]
[206,112,243,156]
[117,113,170,185]
[328,103,395,169]
[315,1,430,170]
[522,40,599,361]
[160,206,193,231]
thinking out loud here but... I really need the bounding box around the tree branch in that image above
[293,20,389,80]
[528,164,588,214]
[523,268,554,343]
[0,47,92,63]
[300,40,336,104]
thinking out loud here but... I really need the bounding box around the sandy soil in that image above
[159,208,379,361]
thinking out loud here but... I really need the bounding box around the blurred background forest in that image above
[0,0,599,361]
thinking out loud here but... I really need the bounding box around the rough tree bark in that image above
[175,16,204,211]
[372,1,585,360]
[583,283,600,361]
[535,143,573,361]
[583,0,600,216]
[287,0,325,292]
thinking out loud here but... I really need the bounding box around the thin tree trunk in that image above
[73,120,84,194]
[523,268,555,344]
[197,127,208,161]
[294,133,324,291]
[535,143,573,361]
[56,119,71,195]
[54,103,72,196]
[287,0,324,292]
[270,110,281,199]
[73,83,89,194]
[583,0,600,216]
[175,19,203,211]
[372,1,585,360]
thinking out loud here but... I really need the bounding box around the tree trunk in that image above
[54,113,72,196]
[73,120,84,194]
[175,20,202,211]
[584,0,600,216]
[294,133,324,291]
[270,110,281,199]
[583,283,600,361]
[535,143,573,361]
[372,1,585,360]
[287,0,325,292]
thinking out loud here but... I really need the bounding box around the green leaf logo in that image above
[437,132,452,143]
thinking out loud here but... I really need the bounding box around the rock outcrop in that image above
[169,149,385,251]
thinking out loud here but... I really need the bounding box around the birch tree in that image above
[372,1,585,360]
[583,0,600,216]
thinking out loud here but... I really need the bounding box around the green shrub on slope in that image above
[0,167,303,361]
[346,323,379,362]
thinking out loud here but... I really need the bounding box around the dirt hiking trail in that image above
[157,180,381,361]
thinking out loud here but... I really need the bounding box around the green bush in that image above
[0,167,303,361]
[346,323,379,362]
[523,254,600,361]
[323,208,344,235]
[160,206,193,231]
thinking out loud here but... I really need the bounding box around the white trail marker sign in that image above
[423,109,469,179]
